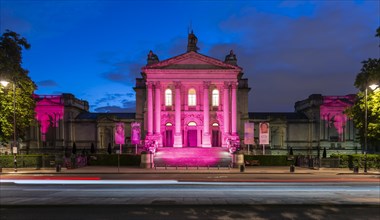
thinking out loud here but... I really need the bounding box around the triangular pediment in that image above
[322,98,354,108]
[35,96,63,107]
[143,51,241,71]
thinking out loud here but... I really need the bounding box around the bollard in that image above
[56,164,61,172]
[353,166,359,173]
[240,164,245,172]
[290,165,295,173]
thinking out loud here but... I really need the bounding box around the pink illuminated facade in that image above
[19,33,361,156]
[294,94,358,152]
[134,32,250,148]
[34,95,64,142]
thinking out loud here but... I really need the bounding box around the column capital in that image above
[203,81,211,89]
[146,81,154,89]
[223,81,230,89]
[231,81,238,89]
[174,81,181,89]
[155,81,161,89]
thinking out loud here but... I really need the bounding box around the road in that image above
[1,179,379,205]
[1,172,379,219]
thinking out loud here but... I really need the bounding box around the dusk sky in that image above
[1,0,379,112]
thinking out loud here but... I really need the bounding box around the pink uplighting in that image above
[320,95,355,141]
[154,147,231,167]
[34,95,64,141]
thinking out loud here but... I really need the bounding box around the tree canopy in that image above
[346,27,380,151]
[0,30,37,144]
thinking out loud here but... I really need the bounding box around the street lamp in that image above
[364,83,379,173]
[0,79,17,172]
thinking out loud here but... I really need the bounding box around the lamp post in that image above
[364,83,379,173]
[0,80,17,172]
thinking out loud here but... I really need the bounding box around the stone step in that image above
[153,147,231,167]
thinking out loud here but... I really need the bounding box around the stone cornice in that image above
[142,51,242,71]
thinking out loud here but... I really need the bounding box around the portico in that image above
[139,32,247,148]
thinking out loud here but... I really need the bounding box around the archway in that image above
[164,122,173,147]
[212,122,220,147]
[187,121,197,147]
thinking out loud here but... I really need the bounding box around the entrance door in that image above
[187,130,197,147]
[212,130,220,147]
[165,130,173,147]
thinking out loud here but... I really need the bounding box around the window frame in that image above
[188,88,196,106]
[165,88,172,106]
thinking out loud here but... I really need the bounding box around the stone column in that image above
[223,82,230,135]
[231,81,238,135]
[174,81,182,147]
[202,81,211,147]
[147,82,153,136]
[155,82,162,146]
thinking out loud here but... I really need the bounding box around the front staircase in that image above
[153,147,232,167]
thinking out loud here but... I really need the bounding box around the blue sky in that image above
[1,0,379,112]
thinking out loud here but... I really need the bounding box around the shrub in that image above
[0,155,56,168]
[330,153,380,169]
[244,155,294,166]
[88,154,141,166]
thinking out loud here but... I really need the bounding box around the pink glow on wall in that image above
[320,95,355,141]
[154,147,231,167]
[142,50,241,147]
[34,95,64,141]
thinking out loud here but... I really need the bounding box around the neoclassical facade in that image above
[134,32,249,148]
[18,32,361,155]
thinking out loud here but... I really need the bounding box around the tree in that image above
[0,30,36,144]
[72,142,77,155]
[322,147,327,158]
[346,28,380,151]
[90,143,95,154]
[107,143,112,154]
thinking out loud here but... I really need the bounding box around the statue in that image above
[224,50,238,65]
[187,30,199,52]
[147,50,159,65]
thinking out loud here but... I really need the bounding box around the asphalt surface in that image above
[2,205,380,220]
[1,166,379,219]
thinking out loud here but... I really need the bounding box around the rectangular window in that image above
[165,89,172,106]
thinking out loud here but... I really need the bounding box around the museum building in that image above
[24,32,359,155]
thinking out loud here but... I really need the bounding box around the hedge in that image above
[87,154,141,166]
[0,155,57,168]
[0,154,141,168]
[244,155,294,166]
[330,154,380,169]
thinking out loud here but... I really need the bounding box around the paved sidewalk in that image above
[1,165,379,175]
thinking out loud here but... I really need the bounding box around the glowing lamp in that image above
[369,84,379,91]
[0,80,9,87]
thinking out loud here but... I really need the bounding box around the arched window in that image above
[188,88,196,106]
[165,89,172,106]
[212,123,219,127]
[212,89,219,106]
[188,121,197,126]
[166,122,173,126]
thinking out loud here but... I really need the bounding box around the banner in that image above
[115,122,125,145]
[259,122,269,145]
[244,122,254,145]
[131,122,141,145]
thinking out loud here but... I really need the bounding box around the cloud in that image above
[93,105,135,113]
[208,1,379,112]
[99,52,145,86]
[122,99,136,109]
[91,92,135,113]
[94,93,134,106]
[37,80,58,87]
